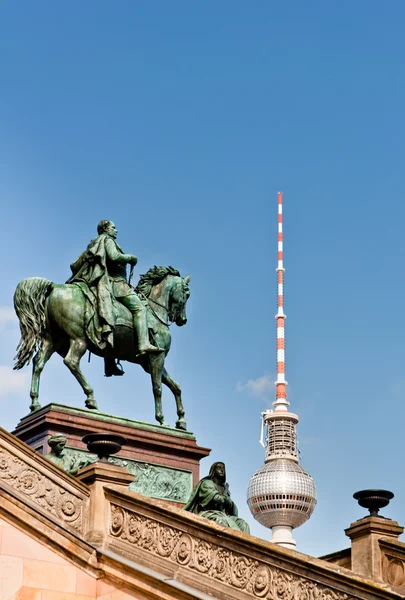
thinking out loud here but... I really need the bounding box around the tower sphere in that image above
[247,459,316,529]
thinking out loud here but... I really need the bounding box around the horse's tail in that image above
[13,277,54,370]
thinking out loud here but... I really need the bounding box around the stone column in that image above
[77,462,134,545]
[345,516,404,581]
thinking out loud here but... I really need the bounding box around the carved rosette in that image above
[176,533,193,566]
[0,449,84,531]
[109,504,353,600]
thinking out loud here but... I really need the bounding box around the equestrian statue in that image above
[13,220,191,430]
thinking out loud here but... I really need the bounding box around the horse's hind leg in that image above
[162,367,187,431]
[63,338,98,410]
[30,337,56,412]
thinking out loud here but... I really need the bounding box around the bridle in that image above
[136,290,173,327]
[134,279,188,328]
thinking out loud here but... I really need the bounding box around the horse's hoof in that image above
[85,398,98,410]
[29,402,41,413]
[157,419,170,428]
[176,419,187,431]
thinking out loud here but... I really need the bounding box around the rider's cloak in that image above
[67,233,117,350]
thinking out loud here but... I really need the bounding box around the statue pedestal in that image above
[12,403,211,506]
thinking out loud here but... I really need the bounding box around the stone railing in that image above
[0,427,402,600]
[104,487,402,600]
[0,427,89,533]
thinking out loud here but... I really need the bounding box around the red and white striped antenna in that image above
[251,191,316,549]
[274,191,288,412]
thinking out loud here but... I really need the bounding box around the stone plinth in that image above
[12,403,211,505]
[77,461,135,545]
[345,515,404,582]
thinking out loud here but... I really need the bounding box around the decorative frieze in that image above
[0,448,84,531]
[109,504,354,600]
[65,447,193,503]
[115,458,192,503]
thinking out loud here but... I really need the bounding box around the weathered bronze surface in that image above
[13,220,191,429]
[67,220,161,357]
[44,434,89,475]
[62,445,194,503]
[184,462,250,533]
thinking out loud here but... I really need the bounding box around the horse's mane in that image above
[136,266,180,297]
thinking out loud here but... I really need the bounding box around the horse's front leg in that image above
[30,337,56,412]
[148,353,168,427]
[162,367,187,431]
[63,338,98,410]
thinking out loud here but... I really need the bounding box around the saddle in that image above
[72,282,133,351]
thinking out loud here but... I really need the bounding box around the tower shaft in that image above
[247,191,316,550]
[275,191,288,412]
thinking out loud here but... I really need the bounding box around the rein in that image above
[136,290,173,327]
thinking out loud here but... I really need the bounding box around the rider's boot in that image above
[133,313,162,356]
[104,357,125,377]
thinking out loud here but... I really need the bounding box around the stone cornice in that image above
[0,483,98,573]
[97,548,213,600]
[0,426,89,532]
[346,517,404,541]
[0,484,200,600]
[0,424,402,599]
[380,537,405,554]
[14,402,202,444]
[0,425,90,496]
[104,487,402,600]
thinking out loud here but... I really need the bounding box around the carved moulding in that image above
[0,448,84,531]
[109,504,354,600]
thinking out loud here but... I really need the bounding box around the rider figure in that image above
[69,220,161,377]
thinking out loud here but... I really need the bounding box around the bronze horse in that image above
[13,266,190,430]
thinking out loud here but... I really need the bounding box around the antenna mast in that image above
[275,191,288,412]
[247,191,317,549]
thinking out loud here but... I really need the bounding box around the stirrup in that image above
[105,360,125,377]
[116,360,125,374]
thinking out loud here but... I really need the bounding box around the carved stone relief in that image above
[66,447,193,502]
[109,504,354,600]
[382,553,405,589]
[0,448,84,531]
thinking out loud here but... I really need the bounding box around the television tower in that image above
[247,192,316,549]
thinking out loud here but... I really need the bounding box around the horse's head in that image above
[169,274,191,326]
[137,266,191,328]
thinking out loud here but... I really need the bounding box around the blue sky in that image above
[1,1,405,556]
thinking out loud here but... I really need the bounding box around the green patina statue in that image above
[13,220,191,430]
[67,220,161,377]
[184,462,250,533]
[45,434,89,475]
